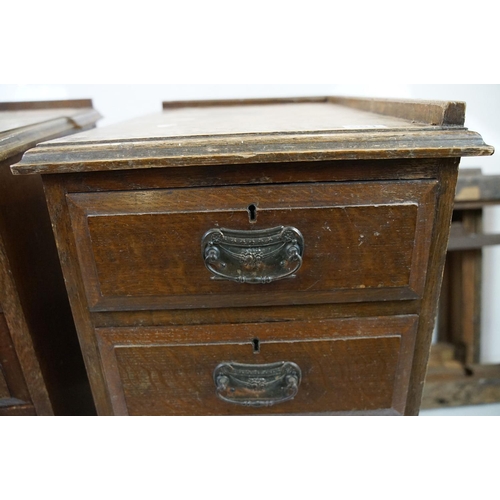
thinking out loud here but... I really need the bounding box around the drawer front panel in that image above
[96,315,418,415]
[68,181,437,311]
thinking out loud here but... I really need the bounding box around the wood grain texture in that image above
[162,96,330,109]
[42,177,115,415]
[0,313,31,404]
[66,180,436,311]
[405,159,460,415]
[448,222,482,365]
[42,158,460,415]
[30,97,490,416]
[0,230,53,415]
[0,101,101,162]
[423,363,500,409]
[163,95,464,127]
[0,157,95,415]
[0,101,100,416]
[96,315,417,415]
[0,99,94,111]
[12,129,492,175]
[0,369,9,399]
[46,158,445,193]
[91,300,421,329]
[327,96,466,126]
[11,97,493,175]
[0,314,15,398]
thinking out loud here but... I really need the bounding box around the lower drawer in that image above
[96,315,418,415]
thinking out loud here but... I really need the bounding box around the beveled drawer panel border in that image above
[67,180,438,312]
[96,314,418,416]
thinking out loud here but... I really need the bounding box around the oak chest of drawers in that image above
[13,96,494,415]
[0,100,100,415]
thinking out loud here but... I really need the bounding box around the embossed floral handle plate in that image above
[201,226,304,284]
[214,361,302,407]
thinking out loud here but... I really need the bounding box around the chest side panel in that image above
[0,312,36,415]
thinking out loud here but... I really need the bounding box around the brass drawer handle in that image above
[214,361,301,407]
[201,226,304,284]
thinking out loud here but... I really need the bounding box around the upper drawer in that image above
[67,180,437,311]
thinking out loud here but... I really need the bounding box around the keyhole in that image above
[252,338,260,353]
[248,203,257,223]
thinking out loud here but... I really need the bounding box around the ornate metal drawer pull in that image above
[214,361,301,407]
[201,226,304,284]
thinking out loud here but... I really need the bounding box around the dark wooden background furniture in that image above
[422,169,500,409]
[0,100,100,415]
[12,96,494,415]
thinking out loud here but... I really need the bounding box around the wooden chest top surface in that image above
[0,99,101,163]
[11,96,493,175]
[42,102,427,143]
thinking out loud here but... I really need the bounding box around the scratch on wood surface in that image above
[304,279,320,291]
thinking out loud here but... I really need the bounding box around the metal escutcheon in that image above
[214,361,301,407]
[201,226,304,284]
